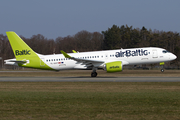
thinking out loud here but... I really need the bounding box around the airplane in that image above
[4,31,177,77]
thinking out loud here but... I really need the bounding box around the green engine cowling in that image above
[104,61,123,73]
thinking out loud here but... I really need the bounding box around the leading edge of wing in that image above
[60,50,104,63]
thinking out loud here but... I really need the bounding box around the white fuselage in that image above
[39,47,176,70]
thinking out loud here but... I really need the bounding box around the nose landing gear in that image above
[161,69,164,72]
[160,62,165,73]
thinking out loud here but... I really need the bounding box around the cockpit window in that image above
[162,50,170,53]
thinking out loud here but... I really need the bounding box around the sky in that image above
[0,0,180,39]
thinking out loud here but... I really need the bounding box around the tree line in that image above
[0,24,179,68]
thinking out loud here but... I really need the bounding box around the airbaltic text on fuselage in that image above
[15,50,31,56]
[115,49,148,57]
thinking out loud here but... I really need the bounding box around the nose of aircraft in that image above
[171,54,177,60]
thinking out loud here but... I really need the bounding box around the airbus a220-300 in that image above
[5,32,177,77]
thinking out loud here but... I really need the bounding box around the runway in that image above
[0,76,180,82]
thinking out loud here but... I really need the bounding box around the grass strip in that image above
[0,82,179,120]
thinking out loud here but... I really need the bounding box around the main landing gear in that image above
[91,68,97,77]
[91,72,97,77]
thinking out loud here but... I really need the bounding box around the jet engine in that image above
[103,61,123,72]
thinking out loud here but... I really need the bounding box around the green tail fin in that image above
[6,31,37,60]
[6,31,53,70]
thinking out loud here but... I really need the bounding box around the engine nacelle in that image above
[103,61,123,73]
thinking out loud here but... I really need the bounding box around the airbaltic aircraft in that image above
[5,31,177,77]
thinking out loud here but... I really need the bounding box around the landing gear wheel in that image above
[161,69,164,72]
[91,72,97,77]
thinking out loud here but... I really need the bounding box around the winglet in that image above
[60,50,71,58]
[72,50,77,53]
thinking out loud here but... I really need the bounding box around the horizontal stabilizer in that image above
[4,59,27,63]
[4,58,27,66]
[8,60,27,63]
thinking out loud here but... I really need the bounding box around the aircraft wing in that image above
[61,50,104,67]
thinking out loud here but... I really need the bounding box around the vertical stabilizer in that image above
[6,31,36,59]
[6,31,53,70]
